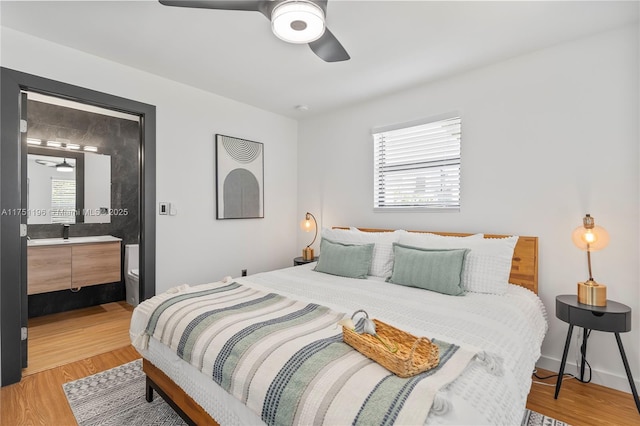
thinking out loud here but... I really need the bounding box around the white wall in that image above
[298,25,639,393]
[1,27,299,382]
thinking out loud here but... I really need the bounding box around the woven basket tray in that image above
[342,311,439,378]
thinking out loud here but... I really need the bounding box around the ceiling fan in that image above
[158,0,350,62]
[35,158,75,172]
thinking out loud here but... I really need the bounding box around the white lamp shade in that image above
[271,1,325,44]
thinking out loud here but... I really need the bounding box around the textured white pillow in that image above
[397,232,518,294]
[396,231,485,244]
[320,228,400,278]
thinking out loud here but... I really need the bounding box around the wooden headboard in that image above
[335,227,539,294]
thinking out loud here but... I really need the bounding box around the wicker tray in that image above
[342,311,439,378]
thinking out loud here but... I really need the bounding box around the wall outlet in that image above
[241,269,247,277]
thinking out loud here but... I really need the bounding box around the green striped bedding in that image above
[142,281,489,425]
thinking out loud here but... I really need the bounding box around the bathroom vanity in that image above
[27,236,121,295]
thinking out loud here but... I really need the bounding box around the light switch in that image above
[159,202,170,215]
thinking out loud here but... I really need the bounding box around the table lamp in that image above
[572,214,609,306]
[300,212,317,261]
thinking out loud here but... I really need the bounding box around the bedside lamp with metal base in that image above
[300,212,318,261]
[572,214,609,306]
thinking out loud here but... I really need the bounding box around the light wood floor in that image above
[1,346,140,425]
[527,369,639,425]
[1,301,140,425]
[1,302,639,425]
[24,301,135,376]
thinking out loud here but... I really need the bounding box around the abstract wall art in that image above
[215,134,264,219]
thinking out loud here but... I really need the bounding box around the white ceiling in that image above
[2,1,638,119]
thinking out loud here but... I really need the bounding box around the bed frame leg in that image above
[143,359,217,425]
[146,376,154,402]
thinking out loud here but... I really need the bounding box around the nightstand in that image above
[554,295,639,413]
[293,256,318,266]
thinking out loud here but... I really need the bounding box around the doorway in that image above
[25,93,140,317]
[1,67,156,386]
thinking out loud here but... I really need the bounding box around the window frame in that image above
[372,112,461,212]
[50,177,77,224]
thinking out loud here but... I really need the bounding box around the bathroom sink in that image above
[27,235,122,246]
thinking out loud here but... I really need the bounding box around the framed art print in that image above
[215,134,264,219]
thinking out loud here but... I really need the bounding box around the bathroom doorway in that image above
[1,67,156,386]
[25,92,140,317]
[22,93,141,374]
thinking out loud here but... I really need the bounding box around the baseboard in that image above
[536,355,640,394]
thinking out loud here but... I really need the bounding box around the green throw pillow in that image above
[314,238,374,279]
[387,243,468,296]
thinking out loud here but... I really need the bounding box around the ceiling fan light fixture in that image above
[271,0,325,44]
[56,159,74,173]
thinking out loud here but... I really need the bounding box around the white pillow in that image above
[396,230,485,244]
[320,228,400,278]
[397,232,517,294]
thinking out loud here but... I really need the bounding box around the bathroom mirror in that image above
[27,148,111,224]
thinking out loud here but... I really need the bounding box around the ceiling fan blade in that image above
[160,0,350,62]
[158,1,262,12]
[312,0,328,14]
[308,28,350,62]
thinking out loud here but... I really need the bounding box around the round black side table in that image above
[554,295,639,413]
[293,256,318,266]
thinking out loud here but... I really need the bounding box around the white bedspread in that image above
[131,263,547,425]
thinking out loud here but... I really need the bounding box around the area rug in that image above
[63,359,184,426]
[63,359,568,426]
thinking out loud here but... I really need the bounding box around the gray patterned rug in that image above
[63,359,184,426]
[63,359,568,426]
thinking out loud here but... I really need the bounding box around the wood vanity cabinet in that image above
[27,242,121,295]
[71,243,121,288]
[27,246,72,295]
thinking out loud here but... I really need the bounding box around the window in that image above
[373,115,461,211]
[50,178,76,224]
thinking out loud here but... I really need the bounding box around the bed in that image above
[130,228,547,425]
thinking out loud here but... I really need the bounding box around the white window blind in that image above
[51,178,76,224]
[373,116,461,210]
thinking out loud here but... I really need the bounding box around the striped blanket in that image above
[142,281,497,425]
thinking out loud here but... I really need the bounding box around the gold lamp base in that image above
[577,280,607,306]
[302,247,314,261]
